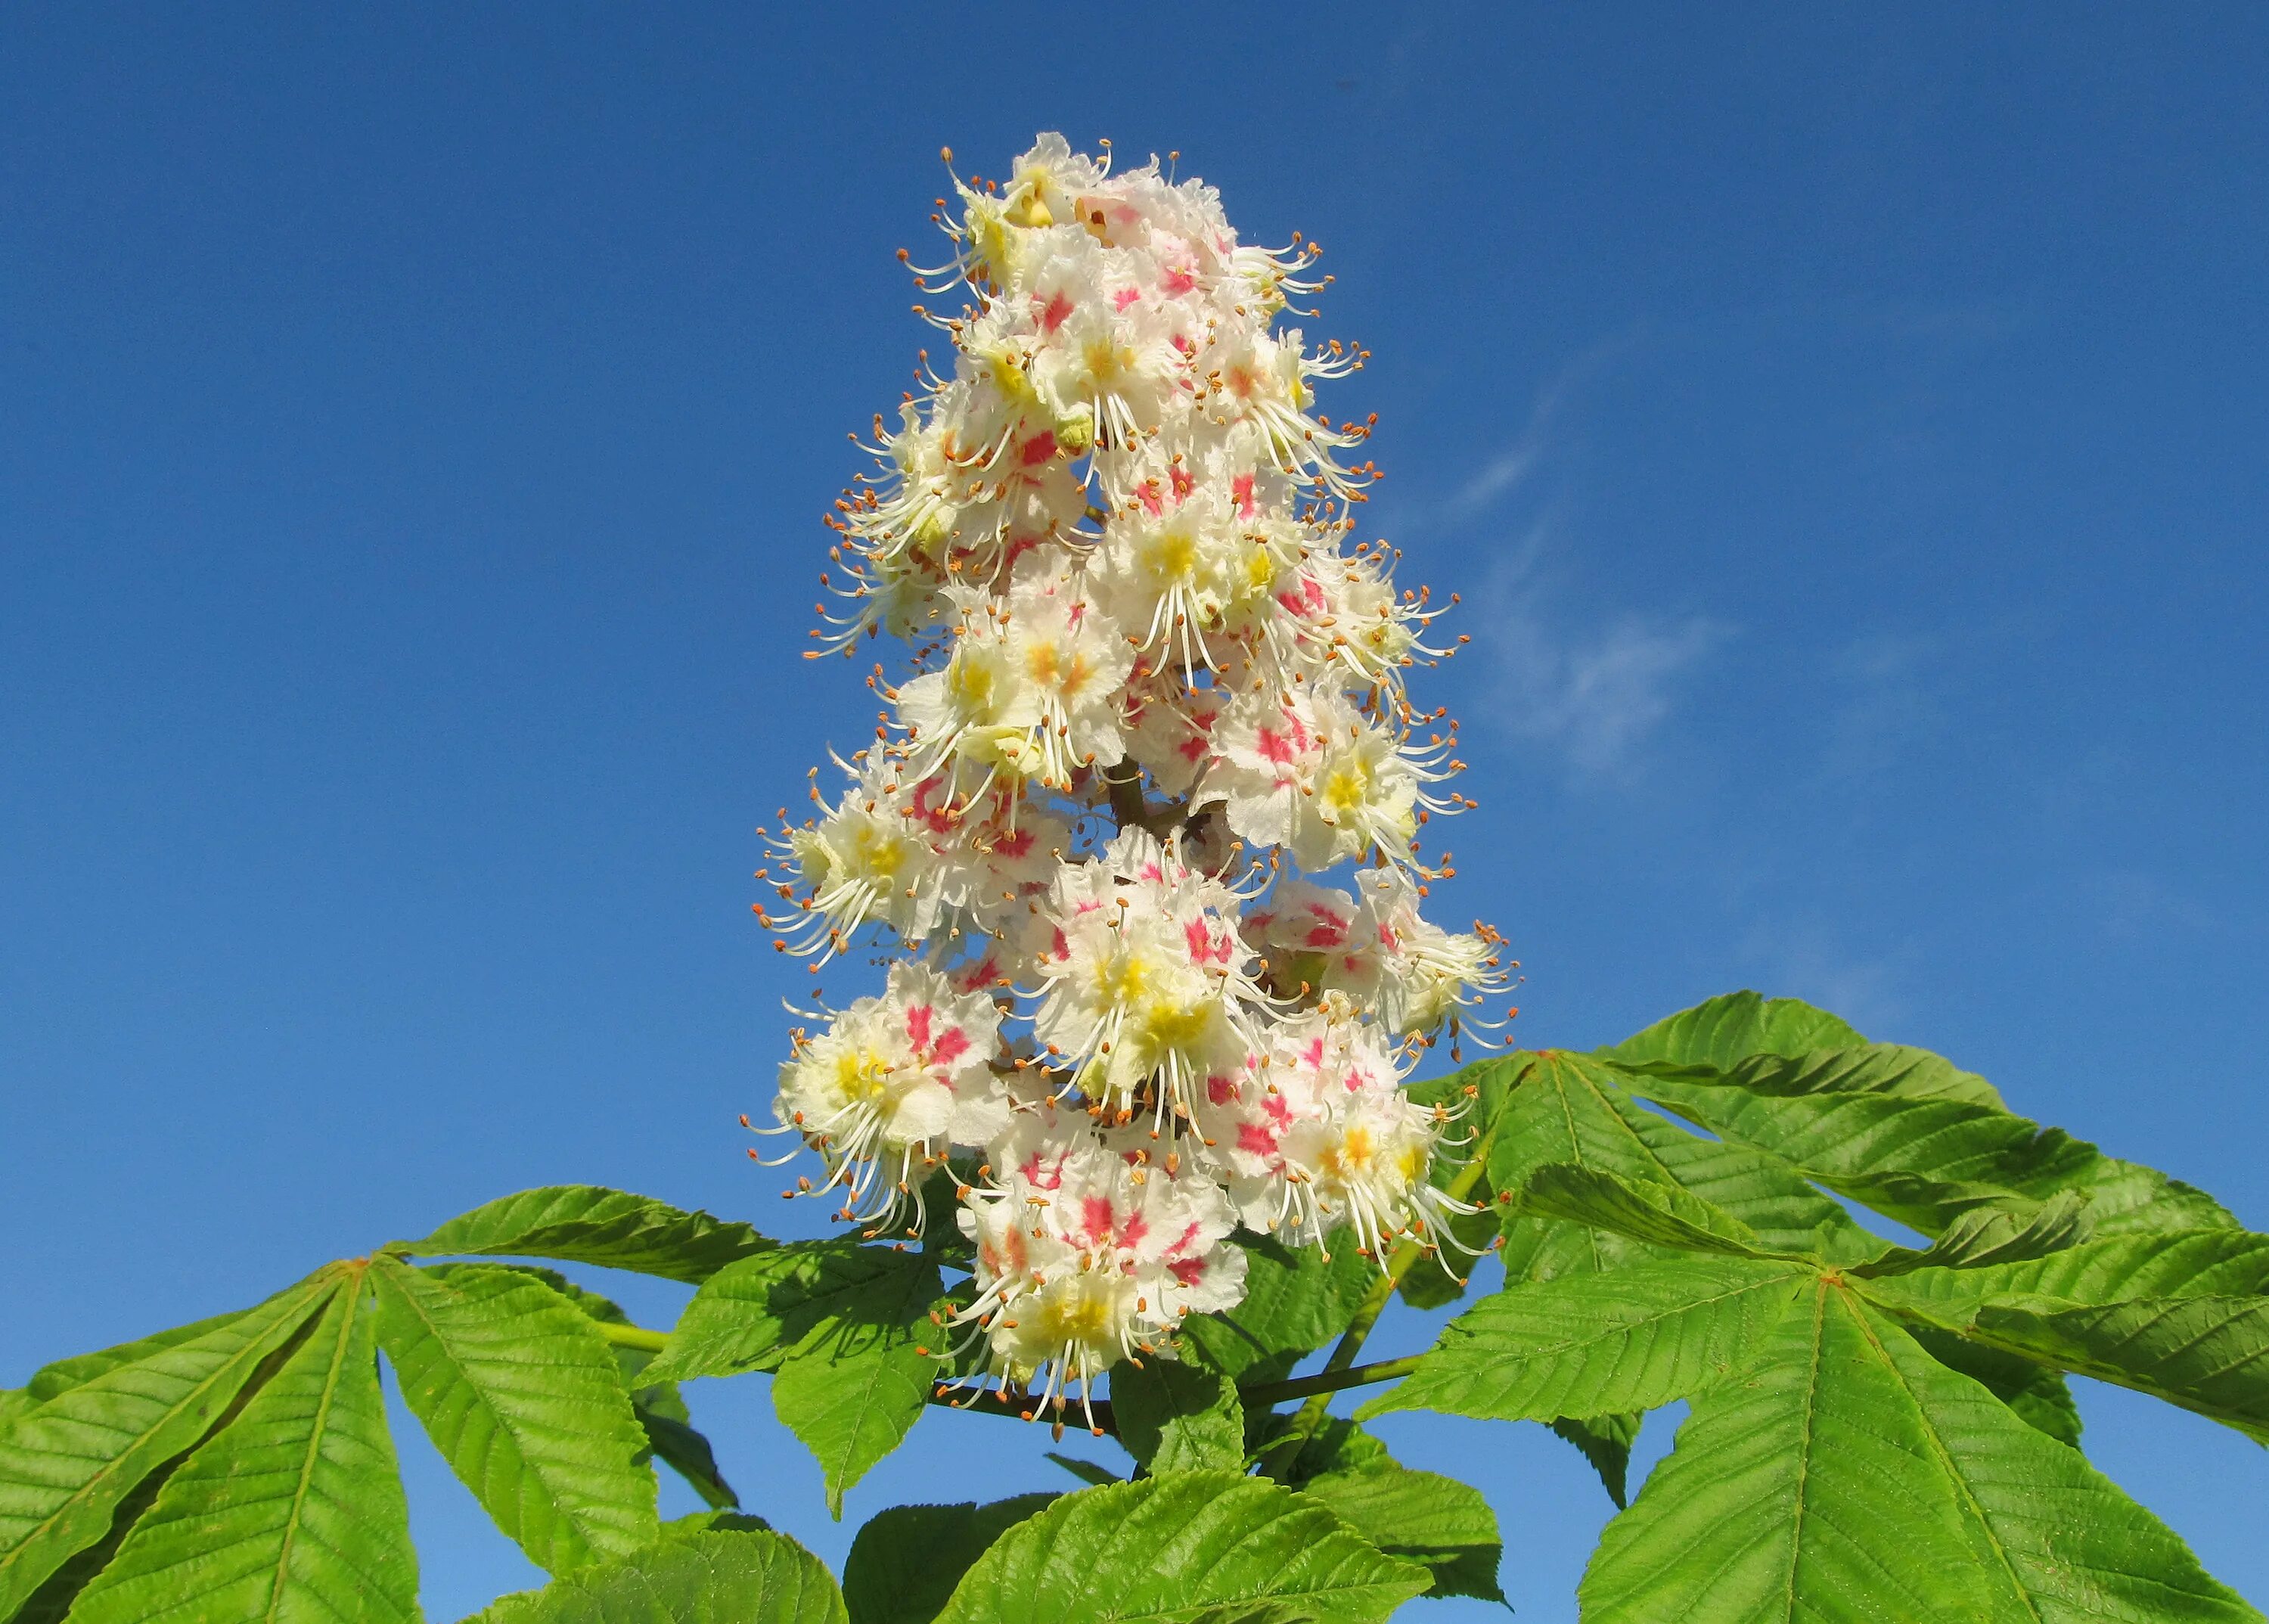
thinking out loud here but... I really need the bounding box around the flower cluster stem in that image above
[594,1321,670,1355]
[1255,1110,1504,1480]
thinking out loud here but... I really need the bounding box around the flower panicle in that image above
[756,136,1516,1392]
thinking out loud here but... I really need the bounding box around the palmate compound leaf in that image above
[1859,1229,2269,1319]
[1580,1276,2261,1624]
[933,1472,1432,1624]
[1112,1360,1246,1473]
[1293,1467,1504,1604]
[393,1185,774,1284]
[0,1272,336,1618]
[1358,1256,1812,1427]
[427,1262,740,1511]
[64,1276,419,1624]
[370,1256,657,1573]
[1855,1230,2269,1442]
[1904,1325,2085,1449]
[1486,1051,1888,1278]
[464,1527,848,1624]
[1437,1048,1876,1505]
[1964,1296,2269,1445]
[841,1494,1058,1624]
[1602,991,1874,1077]
[642,1240,943,1516]
[644,1241,935,1383]
[1613,1042,2236,1239]
[1510,1164,1799,1260]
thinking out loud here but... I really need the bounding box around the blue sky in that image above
[3,5,2264,1618]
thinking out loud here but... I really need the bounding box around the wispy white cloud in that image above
[1480,529,1730,780]
[1448,436,1543,517]
[1430,331,1727,779]
[1421,331,1649,533]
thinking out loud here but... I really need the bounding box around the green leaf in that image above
[637,1241,942,1512]
[1112,1361,1245,1473]
[371,1256,657,1573]
[1963,1295,2269,1444]
[666,1510,772,1535]
[1243,1416,1397,1486]
[1488,1052,1885,1268]
[7,1436,180,1624]
[17,1310,247,1407]
[424,1262,634,1322]
[0,1275,334,1617]
[1470,1051,1873,1517]
[1855,1189,2094,1276]
[463,1527,847,1624]
[1603,991,1872,1074]
[639,1408,740,1512]
[1180,1242,1377,1386]
[1621,1045,2236,1238]
[396,1186,774,1284]
[1547,1413,1640,1508]
[1905,1324,2083,1448]
[714,1247,942,1517]
[1512,1164,1794,1259]
[1043,1454,1122,1488]
[646,1241,932,1385]
[1296,1467,1503,1603]
[1360,1256,1808,1424]
[65,1281,420,1623]
[1873,1217,2269,1439]
[935,1473,1431,1624]
[1860,1229,2269,1321]
[435,1263,742,1511]
[842,1495,1057,1624]
[1579,1278,2258,1622]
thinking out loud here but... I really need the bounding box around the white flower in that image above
[893,773,1072,936]
[1338,869,1510,1039]
[1029,828,1266,1123]
[1029,280,1190,452]
[1263,543,1448,688]
[953,1113,1245,1413]
[762,750,945,960]
[1119,655,1223,798]
[1192,996,1465,1259]
[896,564,1134,793]
[774,962,1007,1227]
[1200,684,1419,871]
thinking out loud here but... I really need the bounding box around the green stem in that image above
[1256,1109,1507,1478]
[1240,1355,1420,1407]
[594,1321,670,1355]
[1103,764,1151,831]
